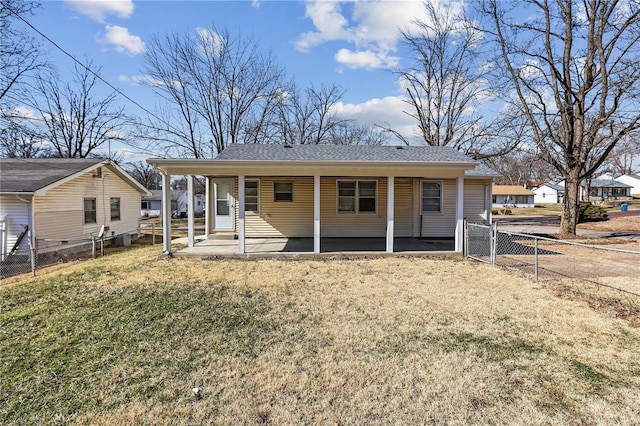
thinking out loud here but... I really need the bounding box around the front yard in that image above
[1,246,639,424]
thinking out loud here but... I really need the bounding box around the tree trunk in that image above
[561,177,581,235]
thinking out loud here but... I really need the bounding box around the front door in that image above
[213,179,234,230]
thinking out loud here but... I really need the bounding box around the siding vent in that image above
[395,146,404,150]
[283,144,293,148]
[92,167,102,178]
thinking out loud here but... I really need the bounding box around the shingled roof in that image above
[215,144,474,163]
[0,158,104,193]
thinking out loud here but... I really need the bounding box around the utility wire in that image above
[1,0,181,158]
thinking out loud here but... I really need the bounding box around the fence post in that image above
[31,246,36,277]
[534,237,539,282]
[92,236,96,259]
[100,237,104,256]
[152,222,156,246]
[463,220,467,257]
[491,223,498,265]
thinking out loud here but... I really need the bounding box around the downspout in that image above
[15,195,35,249]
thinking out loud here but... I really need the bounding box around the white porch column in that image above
[205,177,211,237]
[187,175,195,248]
[314,175,320,254]
[238,175,245,254]
[386,176,394,253]
[162,172,172,254]
[455,176,464,252]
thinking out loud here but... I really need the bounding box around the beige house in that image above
[492,185,535,208]
[148,145,497,254]
[0,158,150,257]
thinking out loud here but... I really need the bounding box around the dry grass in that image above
[579,214,640,233]
[2,246,640,424]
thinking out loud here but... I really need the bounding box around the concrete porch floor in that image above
[173,236,456,257]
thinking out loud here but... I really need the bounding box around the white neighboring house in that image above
[532,183,564,204]
[141,190,205,218]
[0,158,150,259]
[613,174,640,198]
[492,185,535,208]
[585,179,633,202]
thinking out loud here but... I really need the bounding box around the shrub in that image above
[578,202,608,222]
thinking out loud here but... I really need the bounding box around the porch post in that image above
[205,177,211,238]
[161,172,172,254]
[455,176,464,252]
[386,176,394,253]
[187,175,195,248]
[238,175,245,254]
[314,175,320,254]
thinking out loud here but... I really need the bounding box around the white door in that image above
[213,179,234,230]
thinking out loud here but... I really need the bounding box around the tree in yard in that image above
[479,0,640,234]
[140,26,286,157]
[394,1,504,156]
[30,62,128,158]
[124,161,161,190]
[0,121,50,158]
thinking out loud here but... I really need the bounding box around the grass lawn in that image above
[1,246,640,424]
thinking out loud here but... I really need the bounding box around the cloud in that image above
[64,0,134,22]
[335,48,399,70]
[118,74,164,87]
[100,25,145,55]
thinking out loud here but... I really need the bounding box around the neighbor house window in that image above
[421,181,442,213]
[110,197,121,221]
[337,180,377,214]
[274,182,293,202]
[84,198,97,224]
[141,201,151,209]
[245,180,259,213]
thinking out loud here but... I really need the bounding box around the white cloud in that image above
[64,0,134,22]
[100,25,145,55]
[196,27,225,56]
[333,95,419,143]
[118,74,164,87]
[335,48,399,70]
[251,0,260,8]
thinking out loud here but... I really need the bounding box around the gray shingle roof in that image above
[465,163,500,177]
[0,158,104,193]
[216,144,475,163]
[588,179,632,188]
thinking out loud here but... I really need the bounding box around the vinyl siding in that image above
[464,181,489,223]
[0,195,31,254]
[394,177,413,237]
[32,167,142,244]
[417,179,457,238]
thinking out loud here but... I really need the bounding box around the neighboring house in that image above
[0,158,150,258]
[148,144,499,254]
[613,174,640,198]
[584,179,632,202]
[532,182,564,204]
[492,185,535,208]
[141,190,205,218]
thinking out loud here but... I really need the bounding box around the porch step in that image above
[208,232,237,240]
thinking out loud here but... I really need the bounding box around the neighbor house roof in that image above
[0,158,150,196]
[586,179,632,188]
[536,182,564,191]
[492,185,534,196]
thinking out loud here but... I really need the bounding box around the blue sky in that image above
[24,0,443,159]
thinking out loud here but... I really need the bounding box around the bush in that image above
[492,208,512,215]
[578,202,608,222]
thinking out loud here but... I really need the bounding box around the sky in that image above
[23,0,446,160]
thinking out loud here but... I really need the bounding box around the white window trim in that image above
[336,179,378,215]
[245,179,260,214]
[274,181,294,202]
[421,180,443,215]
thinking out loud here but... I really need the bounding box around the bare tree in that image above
[124,161,161,190]
[327,122,388,146]
[0,121,50,158]
[479,0,640,234]
[598,135,640,176]
[141,26,286,157]
[30,62,128,158]
[394,1,499,156]
[486,149,557,186]
[0,0,45,105]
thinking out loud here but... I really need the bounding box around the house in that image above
[147,144,499,254]
[141,190,205,218]
[613,174,640,198]
[584,179,633,202]
[532,182,564,204]
[0,158,150,258]
[492,185,535,208]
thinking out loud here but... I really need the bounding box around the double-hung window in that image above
[337,180,377,214]
[421,181,442,214]
[245,180,259,213]
[274,182,293,202]
[84,198,97,224]
[110,197,121,221]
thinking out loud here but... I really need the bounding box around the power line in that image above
[1,0,182,157]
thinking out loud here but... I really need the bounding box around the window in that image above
[337,180,377,214]
[421,181,442,213]
[274,182,293,202]
[110,197,121,221]
[245,180,259,213]
[612,187,627,196]
[84,198,96,224]
[141,201,151,209]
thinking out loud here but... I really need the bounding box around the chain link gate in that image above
[464,221,496,264]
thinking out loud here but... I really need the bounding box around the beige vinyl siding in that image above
[394,177,413,237]
[464,180,490,223]
[0,195,31,253]
[321,177,387,237]
[417,179,456,238]
[240,177,314,237]
[32,167,142,243]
